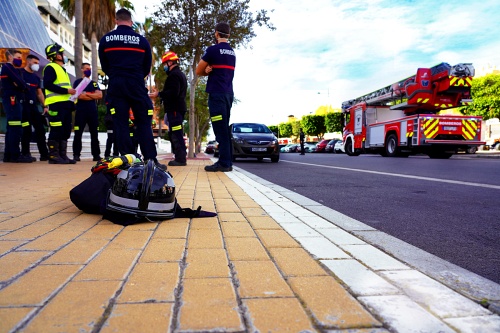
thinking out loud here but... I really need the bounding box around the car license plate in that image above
[443,126,457,131]
[252,147,267,152]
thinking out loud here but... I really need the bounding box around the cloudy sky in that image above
[135,0,500,126]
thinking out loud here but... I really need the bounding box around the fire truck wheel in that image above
[385,134,399,157]
[345,139,360,156]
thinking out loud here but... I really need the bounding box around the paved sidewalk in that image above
[0,156,499,333]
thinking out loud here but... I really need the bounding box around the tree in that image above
[148,0,274,158]
[301,114,326,138]
[460,73,500,120]
[325,111,343,133]
[59,0,135,82]
[268,125,278,136]
[278,122,293,137]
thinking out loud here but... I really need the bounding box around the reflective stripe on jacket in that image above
[43,63,71,105]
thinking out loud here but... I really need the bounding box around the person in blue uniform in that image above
[43,43,77,164]
[1,49,31,163]
[151,51,187,166]
[98,8,164,168]
[72,63,102,161]
[196,22,236,172]
[21,54,49,161]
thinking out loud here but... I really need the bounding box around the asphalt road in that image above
[233,152,500,284]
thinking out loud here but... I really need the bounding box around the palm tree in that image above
[59,0,135,82]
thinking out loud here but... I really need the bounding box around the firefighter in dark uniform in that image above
[72,63,102,161]
[43,43,77,164]
[151,51,187,166]
[98,8,163,168]
[21,54,49,161]
[1,49,31,163]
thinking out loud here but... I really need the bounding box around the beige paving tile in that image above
[18,230,83,251]
[288,276,380,328]
[153,220,189,238]
[0,251,51,282]
[225,237,270,261]
[79,224,123,240]
[0,264,81,306]
[23,280,121,333]
[184,248,230,278]
[44,238,110,264]
[256,229,301,248]
[218,212,247,222]
[234,199,261,208]
[192,200,216,212]
[233,261,294,298]
[244,298,317,332]
[0,307,34,332]
[140,238,186,262]
[241,207,268,217]
[214,199,240,213]
[178,278,243,331]
[0,240,24,255]
[101,303,173,333]
[106,230,153,250]
[190,217,219,229]
[187,228,223,249]
[221,222,256,237]
[246,216,282,230]
[0,223,58,240]
[74,248,140,281]
[117,262,179,303]
[269,248,329,277]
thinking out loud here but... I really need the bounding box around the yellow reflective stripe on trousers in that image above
[48,111,58,116]
[148,109,153,116]
[22,121,30,127]
[8,121,22,126]
[74,126,80,131]
[211,115,223,122]
[50,121,62,127]
[130,133,134,137]
[171,125,182,131]
[110,108,115,115]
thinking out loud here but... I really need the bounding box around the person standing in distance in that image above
[196,22,236,172]
[72,63,102,162]
[299,128,305,155]
[43,43,77,164]
[98,8,164,168]
[1,49,30,163]
[151,51,187,166]
[21,54,49,161]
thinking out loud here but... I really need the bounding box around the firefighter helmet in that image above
[45,43,64,60]
[106,159,177,218]
[161,51,179,63]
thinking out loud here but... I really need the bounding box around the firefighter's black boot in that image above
[59,140,76,164]
[47,140,68,164]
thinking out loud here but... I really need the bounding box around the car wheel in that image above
[257,157,264,162]
[271,155,279,163]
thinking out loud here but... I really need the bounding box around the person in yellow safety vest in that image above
[43,43,77,164]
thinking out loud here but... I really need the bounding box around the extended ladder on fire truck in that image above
[340,62,483,159]
[341,62,474,115]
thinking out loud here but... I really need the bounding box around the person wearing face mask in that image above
[20,54,49,161]
[43,43,77,164]
[72,63,102,162]
[196,22,236,172]
[1,49,30,163]
[150,51,187,166]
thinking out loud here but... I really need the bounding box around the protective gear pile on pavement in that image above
[70,156,217,226]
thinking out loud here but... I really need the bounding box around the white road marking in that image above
[281,160,500,190]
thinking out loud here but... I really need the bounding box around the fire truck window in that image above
[345,113,351,125]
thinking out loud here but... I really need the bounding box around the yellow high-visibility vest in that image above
[43,63,71,105]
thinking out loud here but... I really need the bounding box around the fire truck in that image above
[341,63,484,158]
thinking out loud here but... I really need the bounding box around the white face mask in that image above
[31,64,40,72]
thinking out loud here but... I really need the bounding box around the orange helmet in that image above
[161,51,179,63]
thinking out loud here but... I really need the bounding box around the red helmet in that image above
[161,51,179,63]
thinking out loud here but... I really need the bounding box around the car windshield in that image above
[233,124,272,134]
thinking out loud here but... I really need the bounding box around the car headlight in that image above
[234,137,245,144]
[271,140,278,147]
